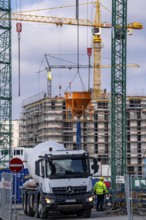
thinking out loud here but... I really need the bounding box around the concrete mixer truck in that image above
[21,141,98,219]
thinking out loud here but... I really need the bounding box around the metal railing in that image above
[0,172,13,220]
[125,174,146,220]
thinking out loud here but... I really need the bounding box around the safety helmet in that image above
[100,177,104,181]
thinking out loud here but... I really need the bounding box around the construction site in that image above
[15,0,144,178]
[19,92,146,176]
[0,0,146,220]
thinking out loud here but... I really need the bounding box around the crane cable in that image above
[18,28,21,97]
[12,1,111,14]
[76,0,86,92]
[12,2,97,14]
[16,0,22,96]
[57,26,62,96]
[76,0,79,76]
[37,56,46,94]
[86,0,89,47]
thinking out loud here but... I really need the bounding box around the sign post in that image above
[9,157,23,220]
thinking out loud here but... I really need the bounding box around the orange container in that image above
[65,91,91,119]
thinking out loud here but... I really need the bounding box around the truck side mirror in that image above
[35,159,43,176]
[93,158,99,173]
[35,160,40,176]
[90,158,99,175]
[41,166,45,178]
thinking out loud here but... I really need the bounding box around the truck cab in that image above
[22,147,98,218]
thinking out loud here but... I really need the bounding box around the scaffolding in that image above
[0,0,12,164]
[19,94,146,174]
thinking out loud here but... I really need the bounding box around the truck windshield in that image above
[46,158,89,178]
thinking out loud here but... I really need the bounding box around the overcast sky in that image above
[11,0,146,119]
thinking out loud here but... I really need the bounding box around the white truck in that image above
[21,140,98,219]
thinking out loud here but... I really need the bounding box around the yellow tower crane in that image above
[10,2,143,99]
[93,0,102,99]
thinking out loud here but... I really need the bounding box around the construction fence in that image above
[0,169,29,220]
[100,175,146,219]
[125,174,146,220]
[0,172,13,220]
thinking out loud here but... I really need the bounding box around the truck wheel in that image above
[82,208,91,218]
[33,197,40,218]
[27,192,34,217]
[38,200,48,219]
[77,208,91,218]
[77,210,83,216]
[22,193,27,214]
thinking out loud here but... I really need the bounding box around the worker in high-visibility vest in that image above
[93,177,108,211]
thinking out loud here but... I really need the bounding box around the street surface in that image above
[17,210,127,220]
[13,204,146,220]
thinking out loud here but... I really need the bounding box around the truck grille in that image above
[58,204,83,210]
[52,185,87,198]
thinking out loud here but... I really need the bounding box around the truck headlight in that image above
[45,198,54,204]
[86,196,94,202]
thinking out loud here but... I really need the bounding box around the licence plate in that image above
[65,199,76,203]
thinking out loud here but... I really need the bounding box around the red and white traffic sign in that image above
[16,23,22,33]
[9,157,23,173]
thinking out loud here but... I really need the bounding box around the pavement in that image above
[13,204,146,220]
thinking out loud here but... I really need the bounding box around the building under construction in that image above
[19,91,146,176]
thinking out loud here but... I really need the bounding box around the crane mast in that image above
[111,0,127,189]
[0,0,12,162]
[93,0,102,99]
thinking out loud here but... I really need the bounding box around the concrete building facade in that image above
[19,92,146,175]
[12,120,20,148]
